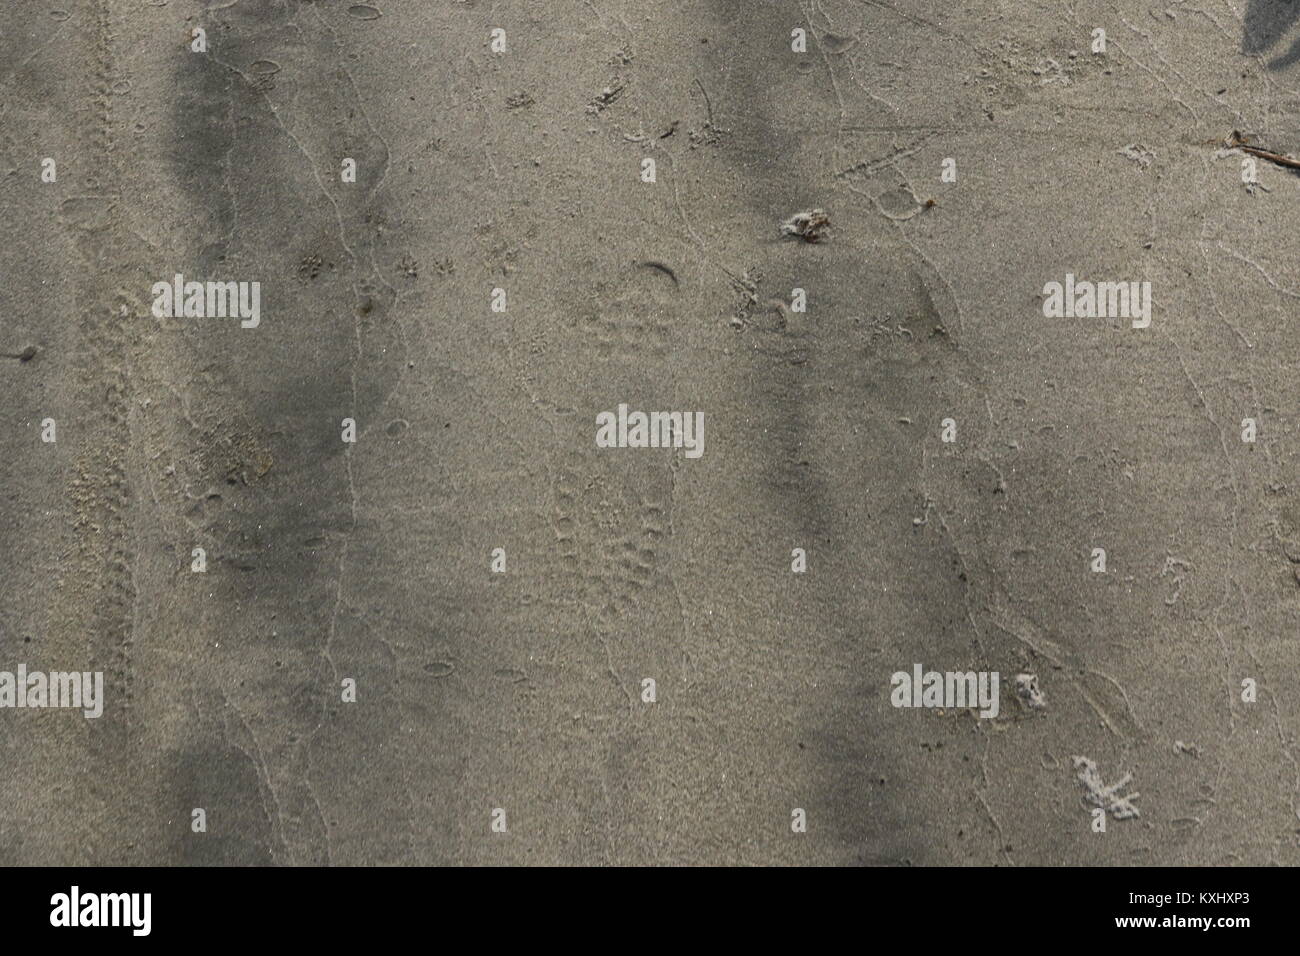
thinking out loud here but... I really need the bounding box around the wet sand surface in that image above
[2,0,1299,865]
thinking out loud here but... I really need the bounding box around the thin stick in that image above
[1226,131,1300,171]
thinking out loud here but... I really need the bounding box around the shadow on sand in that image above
[1244,0,1300,68]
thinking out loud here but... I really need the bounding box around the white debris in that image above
[1014,673,1046,710]
[1072,755,1141,819]
[779,208,830,242]
[1118,143,1155,168]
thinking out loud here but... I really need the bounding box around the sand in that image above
[1,0,1297,865]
